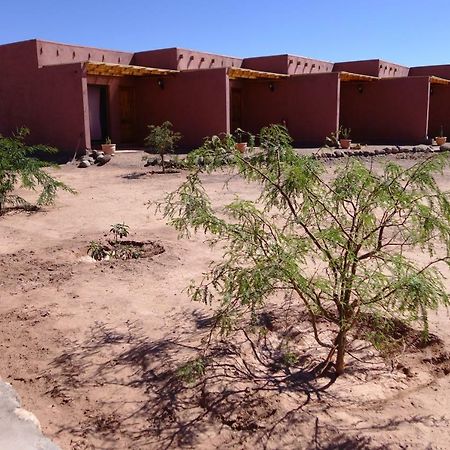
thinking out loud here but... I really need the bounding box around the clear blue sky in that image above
[2,0,448,66]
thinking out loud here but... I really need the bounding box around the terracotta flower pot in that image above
[435,136,447,146]
[101,144,116,155]
[339,139,352,150]
[235,142,247,153]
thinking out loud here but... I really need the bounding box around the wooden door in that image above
[230,88,243,133]
[119,86,136,144]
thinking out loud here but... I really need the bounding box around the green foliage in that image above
[160,125,450,375]
[144,121,182,173]
[87,241,109,261]
[110,222,129,242]
[324,131,340,148]
[176,357,206,384]
[105,136,112,145]
[87,223,142,261]
[280,350,299,368]
[0,127,75,213]
[113,244,142,260]
[338,126,351,139]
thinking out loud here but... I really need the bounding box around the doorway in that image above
[88,85,108,144]
[119,86,137,144]
[230,88,243,133]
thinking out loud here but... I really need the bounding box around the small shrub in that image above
[110,223,129,243]
[113,244,142,260]
[160,124,450,376]
[144,121,182,173]
[0,127,75,213]
[87,224,148,261]
[281,350,299,368]
[176,357,206,384]
[87,241,109,261]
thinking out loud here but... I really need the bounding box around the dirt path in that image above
[0,153,449,449]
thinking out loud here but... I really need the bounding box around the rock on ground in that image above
[0,378,60,450]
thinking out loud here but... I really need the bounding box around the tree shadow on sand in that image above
[47,309,441,449]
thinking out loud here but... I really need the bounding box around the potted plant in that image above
[234,128,247,153]
[101,136,116,155]
[339,126,352,150]
[435,125,447,146]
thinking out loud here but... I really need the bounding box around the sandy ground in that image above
[0,152,450,450]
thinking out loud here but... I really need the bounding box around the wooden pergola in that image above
[227,67,288,80]
[85,61,178,77]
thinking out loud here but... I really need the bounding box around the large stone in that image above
[78,160,90,168]
[334,150,344,158]
[96,154,112,166]
[0,379,60,449]
[144,157,159,167]
[414,145,429,153]
[440,143,450,152]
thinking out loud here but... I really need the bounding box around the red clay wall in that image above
[133,48,241,71]
[429,85,450,138]
[334,60,409,78]
[241,73,340,146]
[36,40,133,67]
[0,41,39,135]
[132,48,179,70]
[33,63,87,152]
[135,68,229,149]
[0,40,88,154]
[243,55,333,75]
[339,77,430,143]
[409,65,450,80]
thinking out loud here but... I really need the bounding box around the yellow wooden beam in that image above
[85,62,178,77]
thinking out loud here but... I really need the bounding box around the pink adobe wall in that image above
[409,65,450,80]
[132,48,242,71]
[339,77,430,143]
[132,48,179,70]
[241,73,340,146]
[0,40,88,154]
[428,85,450,138]
[36,39,133,67]
[0,41,39,135]
[334,59,409,78]
[134,68,229,148]
[32,62,88,152]
[243,55,333,75]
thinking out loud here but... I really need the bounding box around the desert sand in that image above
[0,152,449,450]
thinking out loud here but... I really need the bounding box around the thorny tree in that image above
[0,127,74,213]
[160,125,450,375]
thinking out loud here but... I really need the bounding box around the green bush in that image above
[160,125,450,376]
[0,127,74,213]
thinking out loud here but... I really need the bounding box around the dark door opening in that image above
[88,85,108,145]
[230,88,243,134]
[119,86,137,144]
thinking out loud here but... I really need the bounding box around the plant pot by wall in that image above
[435,136,447,146]
[235,142,247,153]
[339,139,352,150]
[101,144,116,155]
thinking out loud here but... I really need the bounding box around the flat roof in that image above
[85,61,178,77]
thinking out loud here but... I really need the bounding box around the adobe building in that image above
[1,39,450,158]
